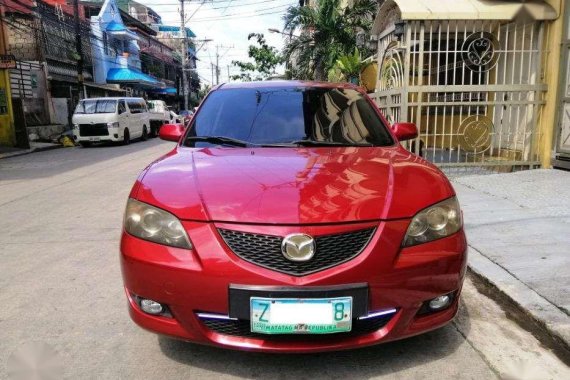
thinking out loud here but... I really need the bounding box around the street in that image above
[0,140,568,380]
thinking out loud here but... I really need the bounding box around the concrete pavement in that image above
[453,169,570,357]
[0,141,568,379]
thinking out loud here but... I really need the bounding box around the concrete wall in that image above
[540,0,565,167]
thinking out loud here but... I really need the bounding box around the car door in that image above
[127,99,142,137]
[118,100,129,136]
[140,100,150,131]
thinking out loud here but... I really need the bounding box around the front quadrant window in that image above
[186,87,394,147]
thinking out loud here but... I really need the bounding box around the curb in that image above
[0,144,63,160]
[467,247,570,364]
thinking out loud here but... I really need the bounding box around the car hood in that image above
[135,146,455,224]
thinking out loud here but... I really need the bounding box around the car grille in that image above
[79,123,109,137]
[218,228,375,276]
[197,313,393,341]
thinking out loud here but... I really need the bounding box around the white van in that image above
[147,100,171,136]
[72,97,150,147]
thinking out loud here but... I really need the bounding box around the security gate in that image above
[376,19,546,169]
[554,4,570,168]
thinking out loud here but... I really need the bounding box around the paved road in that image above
[0,139,568,379]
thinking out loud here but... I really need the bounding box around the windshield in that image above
[184,87,393,147]
[75,99,118,114]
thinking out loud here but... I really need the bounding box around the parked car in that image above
[72,97,150,147]
[120,81,467,352]
[147,100,170,137]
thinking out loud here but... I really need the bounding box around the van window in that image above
[127,100,141,114]
[118,100,127,114]
[75,99,117,114]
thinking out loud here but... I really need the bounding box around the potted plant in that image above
[335,48,365,85]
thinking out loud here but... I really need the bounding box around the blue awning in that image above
[106,20,139,40]
[157,24,196,38]
[107,68,162,88]
[150,87,177,95]
[106,20,127,32]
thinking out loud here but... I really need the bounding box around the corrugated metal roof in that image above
[379,0,558,21]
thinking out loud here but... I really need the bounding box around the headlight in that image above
[107,122,119,128]
[124,199,192,249]
[402,197,462,247]
[73,124,79,129]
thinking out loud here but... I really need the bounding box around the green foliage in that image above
[329,48,369,84]
[232,33,283,81]
[197,85,211,102]
[335,48,364,78]
[282,0,376,81]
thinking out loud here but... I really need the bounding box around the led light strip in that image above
[196,312,237,321]
[357,308,398,320]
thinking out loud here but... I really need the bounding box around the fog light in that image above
[429,295,451,310]
[417,292,455,316]
[140,299,163,315]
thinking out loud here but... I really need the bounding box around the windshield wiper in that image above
[185,136,253,147]
[288,140,372,147]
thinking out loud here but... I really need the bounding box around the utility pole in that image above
[214,45,233,85]
[179,0,188,110]
[73,0,85,98]
[215,45,219,85]
[227,65,230,82]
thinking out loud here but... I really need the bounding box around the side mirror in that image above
[159,123,185,142]
[391,122,418,141]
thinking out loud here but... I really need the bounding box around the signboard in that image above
[0,55,16,69]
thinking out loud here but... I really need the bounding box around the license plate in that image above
[250,297,352,334]
[89,137,100,142]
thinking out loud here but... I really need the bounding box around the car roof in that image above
[216,80,361,91]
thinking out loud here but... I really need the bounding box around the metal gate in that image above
[376,20,546,169]
[554,5,570,168]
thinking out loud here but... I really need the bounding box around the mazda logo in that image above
[281,234,315,262]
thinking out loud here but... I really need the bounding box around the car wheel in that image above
[142,126,148,141]
[79,141,91,148]
[123,129,131,145]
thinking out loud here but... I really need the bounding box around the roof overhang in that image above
[373,0,558,33]
[106,68,164,88]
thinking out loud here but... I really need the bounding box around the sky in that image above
[137,0,296,87]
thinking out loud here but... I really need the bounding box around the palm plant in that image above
[335,48,365,83]
[282,0,377,81]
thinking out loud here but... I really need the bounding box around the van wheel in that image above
[142,126,148,141]
[122,129,131,145]
[79,141,91,148]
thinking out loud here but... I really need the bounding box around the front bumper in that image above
[120,220,467,353]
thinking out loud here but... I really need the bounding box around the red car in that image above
[121,81,467,353]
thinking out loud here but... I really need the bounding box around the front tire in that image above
[122,129,131,145]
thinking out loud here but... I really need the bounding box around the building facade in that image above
[3,0,96,137]
[372,0,566,171]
